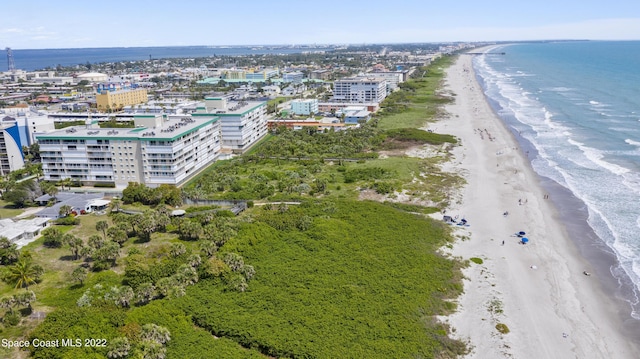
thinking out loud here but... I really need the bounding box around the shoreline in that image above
[433,52,640,358]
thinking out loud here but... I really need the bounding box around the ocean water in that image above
[0,46,332,72]
[473,41,640,319]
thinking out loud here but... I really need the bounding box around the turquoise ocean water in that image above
[473,41,640,319]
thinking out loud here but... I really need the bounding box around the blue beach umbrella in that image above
[521,237,529,244]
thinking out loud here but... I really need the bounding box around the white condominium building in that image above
[367,71,404,93]
[332,77,387,104]
[195,97,268,153]
[37,114,222,188]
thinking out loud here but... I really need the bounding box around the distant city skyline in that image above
[1,0,639,49]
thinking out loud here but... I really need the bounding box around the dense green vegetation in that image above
[18,200,466,358]
[178,200,466,358]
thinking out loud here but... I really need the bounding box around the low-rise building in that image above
[0,217,51,248]
[341,106,371,124]
[290,99,319,115]
[318,101,380,113]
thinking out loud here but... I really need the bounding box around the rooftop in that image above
[36,114,218,141]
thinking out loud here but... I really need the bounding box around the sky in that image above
[1,0,639,49]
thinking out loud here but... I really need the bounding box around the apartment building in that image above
[310,69,331,80]
[367,71,404,93]
[283,71,304,84]
[37,114,222,188]
[290,99,319,115]
[96,88,148,111]
[195,97,267,153]
[246,68,279,80]
[332,77,387,104]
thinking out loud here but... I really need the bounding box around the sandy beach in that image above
[434,53,640,358]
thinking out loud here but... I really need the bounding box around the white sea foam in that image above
[567,138,630,175]
[625,139,640,147]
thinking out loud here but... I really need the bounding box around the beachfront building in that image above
[332,77,387,104]
[37,114,222,188]
[290,99,319,116]
[96,88,148,112]
[367,71,404,93]
[195,97,267,153]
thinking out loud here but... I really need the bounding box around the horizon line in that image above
[6,39,640,51]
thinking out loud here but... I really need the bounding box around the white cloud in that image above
[1,28,23,33]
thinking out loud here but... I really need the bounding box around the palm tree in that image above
[45,184,58,201]
[141,324,171,344]
[107,227,128,247]
[64,234,84,260]
[135,283,156,305]
[107,337,130,359]
[4,258,40,290]
[59,178,72,191]
[109,197,122,212]
[14,290,36,311]
[59,204,73,218]
[96,220,109,240]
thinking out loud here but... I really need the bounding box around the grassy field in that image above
[0,199,27,218]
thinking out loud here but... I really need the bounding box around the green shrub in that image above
[344,167,392,183]
[469,257,483,265]
[185,205,220,213]
[374,181,394,194]
[496,323,510,334]
[3,311,21,326]
[55,216,80,225]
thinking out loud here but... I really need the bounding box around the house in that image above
[34,192,110,219]
[0,217,51,248]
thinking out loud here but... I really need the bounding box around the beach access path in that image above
[433,52,638,358]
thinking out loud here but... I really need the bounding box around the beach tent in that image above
[521,237,529,244]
